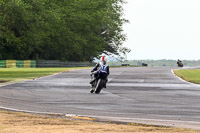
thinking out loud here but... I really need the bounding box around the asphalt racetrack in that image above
[0,67,200,129]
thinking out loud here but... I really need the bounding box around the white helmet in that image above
[100,56,107,62]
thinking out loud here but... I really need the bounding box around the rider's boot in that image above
[89,79,95,84]
[90,89,94,93]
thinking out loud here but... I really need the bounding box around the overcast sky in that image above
[123,0,200,60]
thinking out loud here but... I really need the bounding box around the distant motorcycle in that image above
[90,65,108,94]
[177,60,183,67]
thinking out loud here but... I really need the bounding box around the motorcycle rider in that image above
[90,56,109,88]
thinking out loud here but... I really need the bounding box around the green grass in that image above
[0,67,90,84]
[174,69,200,84]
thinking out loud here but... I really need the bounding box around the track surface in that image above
[0,67,200,129]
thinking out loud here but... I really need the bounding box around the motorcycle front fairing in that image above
[98,71,108,80]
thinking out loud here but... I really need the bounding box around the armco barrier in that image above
[0,60,6,68]
[16,60,24,68]
[24,60,31,68]
[0,60,36,68]
[0,60,94,68]
[6,60,16,68]
[31,60,36,68]
[36,60,95,67]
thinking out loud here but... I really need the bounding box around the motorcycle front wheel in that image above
[95,79,104,94]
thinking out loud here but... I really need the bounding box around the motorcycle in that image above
[90,65,108,94]
[177,60,183,67]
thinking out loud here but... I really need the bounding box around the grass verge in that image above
[0,110,199,133]
[174,69,200,84]
[0,67,90,85]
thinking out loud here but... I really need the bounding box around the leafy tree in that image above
[0,0,130,61]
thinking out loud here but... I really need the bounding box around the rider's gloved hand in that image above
[91,70,94,72]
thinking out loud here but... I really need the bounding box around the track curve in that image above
[0,67,200,129]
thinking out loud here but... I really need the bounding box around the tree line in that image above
[108,59,200,67]
[0,0,130,61]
